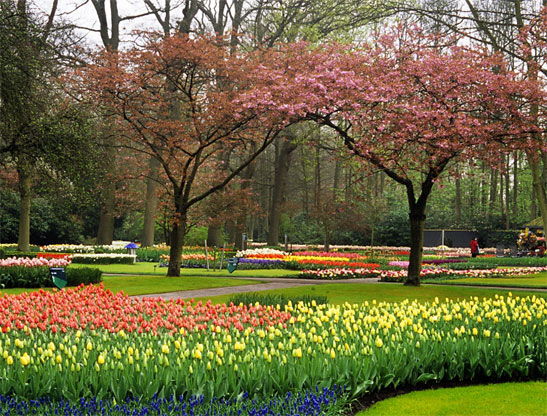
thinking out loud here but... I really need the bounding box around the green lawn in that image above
[102,274,263,296]
[425,272,547,289]
[357,381,547,416]
[194,282,547,305]
[69,262,300,278]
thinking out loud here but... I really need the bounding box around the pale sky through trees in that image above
[37,0,181,48]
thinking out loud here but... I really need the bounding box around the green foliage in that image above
[184,226,209,246]
[136,247,169,262]
[480,230,521,248]
[0,266,101,288]
[7,251,39,258]
[227,293,329,309]
[66,267,102,286]
[0,266,50,288]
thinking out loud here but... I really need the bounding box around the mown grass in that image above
[356,381,547,416]
[428,274,547,288]
[69,262,300,278]
[194,282,547,305]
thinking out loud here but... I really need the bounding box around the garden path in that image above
[132,276,379,301]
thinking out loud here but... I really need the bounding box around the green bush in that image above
[0,266,50,288]
[0,266,102,288]
[66,267,102,285]
[228,293,328,309]
[5,252,38,259]
[136,247,169,262]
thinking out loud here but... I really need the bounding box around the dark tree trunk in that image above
[406,208,426,286]
[505,155,510,229]
[207,225,223,247]
[513,151,518,220]
[141,155,160,246]
[267,134,297,246]
[167,212,186,277]
[455,176,461,224]
[96,177,115,245]
[17,162,31,252]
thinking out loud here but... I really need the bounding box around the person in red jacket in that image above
[470,237,479,258]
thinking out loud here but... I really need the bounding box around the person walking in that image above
[470,237,479,258]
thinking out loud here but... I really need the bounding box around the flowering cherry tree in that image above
[238,25,544,285]
[72,34,289,276]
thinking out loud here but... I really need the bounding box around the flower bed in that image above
[380,266,547,282]
[300,268,381,279]
[0,286,543,407]
[70,253,136,265]
[0,257,70,268]
[0,257,101,288]
[0,386,347,415]
[235,248,381,270]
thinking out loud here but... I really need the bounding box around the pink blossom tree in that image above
[238,25,544,285]
[72,34,290,276]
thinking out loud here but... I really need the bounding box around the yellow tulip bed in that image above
[0,285,544,410]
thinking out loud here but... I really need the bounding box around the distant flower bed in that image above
[389,259,466,268]
[37,252,72,260]
[70,254,136,265]
[234,248,380,270]
[41,244,129,254]
[0,256,70,268]
[380,266,547,282]
[300,268,381,280]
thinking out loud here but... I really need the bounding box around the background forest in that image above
[0,0,545,250]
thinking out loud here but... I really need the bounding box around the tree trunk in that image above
[313,136,321,207]
[505,155,510,229]
[323,227,330,252]
[513,151,518,220]
[406,208,426,286]
[488,169,498,220]
[267,134,297,246]
[333,158,341,201]
[499,168,505,223]
[141,155,160,246]
[480,162,487,214]
[96,178,115,245]
[207,225,223,247]
[17,163,31,252]
[455,176,461,224]
[167,213,186,277]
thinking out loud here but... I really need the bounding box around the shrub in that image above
[0,266,101,288]
[0,266,50,288]
[66,267,102,286]
[136,247,169,262]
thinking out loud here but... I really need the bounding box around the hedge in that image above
[0,266,102,289]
